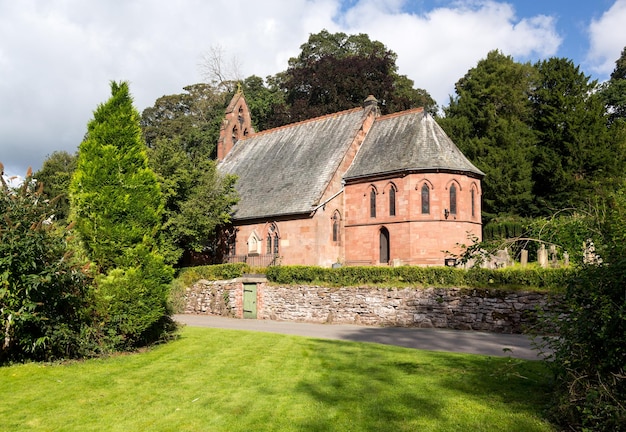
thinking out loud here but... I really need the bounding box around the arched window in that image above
[450,184,457,215]
[421,184,430,214]
[471,188,475,218]
[332,212,340,242]
[273,233,279,254]
[267,223,279,255]
[389,186,396,216]
[370,188,377,218]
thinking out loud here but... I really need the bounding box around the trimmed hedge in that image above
[176,263,250,285]
[265,265,574,292]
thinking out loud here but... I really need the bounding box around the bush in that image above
[264,265,572,292]
[0,169,92,363]
[94,245,175,350]
[538,189,626,429]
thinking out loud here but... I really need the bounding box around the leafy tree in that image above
[531,58,624,213]
[141,83,226,159]
[147,136,238,264]
[34,150,77,225]
[273,30,436,124]
[0,165,91,363]
[70,81,163,271]
[240,75,288,131]
[439,50,537,219]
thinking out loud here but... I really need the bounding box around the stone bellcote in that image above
[217,92,255,161]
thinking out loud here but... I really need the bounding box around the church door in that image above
[379,227,390,264]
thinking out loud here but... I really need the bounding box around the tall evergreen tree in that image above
[70,81,163,271]
[601,46,626,124]
[531,58,623,213]
[71,81,174,349]
[439,50,537,219]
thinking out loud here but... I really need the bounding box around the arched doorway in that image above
[379,227,390,264]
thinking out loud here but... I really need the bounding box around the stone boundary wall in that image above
[184,279,558,334]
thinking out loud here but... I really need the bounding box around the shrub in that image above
[539,189,626,429]
[264,265,572,292]
[94,245,175,350]
[0,168,92,363]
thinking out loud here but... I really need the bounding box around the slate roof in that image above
[219,108,366,220]
[345,109,484,181]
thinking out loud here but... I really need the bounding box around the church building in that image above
[217,93,484,267]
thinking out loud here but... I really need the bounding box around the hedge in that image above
[264,265,574,292]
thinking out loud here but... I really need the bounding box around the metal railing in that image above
[224,254,280,267]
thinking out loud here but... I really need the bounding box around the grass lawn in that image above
[0,326,555,431]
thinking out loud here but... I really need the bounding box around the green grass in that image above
[0,327,555,431]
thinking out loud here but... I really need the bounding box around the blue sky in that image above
[1,0,625,179]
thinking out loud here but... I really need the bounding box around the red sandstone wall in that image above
[232,194,343,267]
[344,172,482,266]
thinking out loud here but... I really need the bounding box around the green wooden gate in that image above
[243,283,257,319]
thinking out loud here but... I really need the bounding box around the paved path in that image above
[174,314,547,361]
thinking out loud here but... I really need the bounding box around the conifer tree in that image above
[70,81,163,270]
[531,58,623,212]
[439,50,536,219]
[70,81,174,349]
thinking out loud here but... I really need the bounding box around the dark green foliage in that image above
[265,265,572,292]
[0,168,91,363]
[141,83,226,159]
[439,50,536,219]
[34,151,77,225]
[441,50,626,222]
[273,30,437,124]
[71,81,164,271]
[240,75,288,131]
[483,217,526,241]
[539,187,626,430]
[600,46,626,124]
[147,137,239,265]
[141,84,239,265]
[531,58,623,214]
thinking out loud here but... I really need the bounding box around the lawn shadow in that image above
[294,338,444,431]
[335,325,545,360]
[294,333,554,431]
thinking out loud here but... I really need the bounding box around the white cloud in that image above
[341,0,561,105]
[587,0,626,76]
[0,0,562,177]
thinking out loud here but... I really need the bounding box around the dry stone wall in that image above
[184,280,557,334]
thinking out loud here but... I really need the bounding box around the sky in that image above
[1,0,625,179]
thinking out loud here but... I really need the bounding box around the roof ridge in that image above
[242,106,364,140]
[375,106,424,122]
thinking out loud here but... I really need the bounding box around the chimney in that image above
[363,95,378,109]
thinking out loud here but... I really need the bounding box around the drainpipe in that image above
[310,187,344,216]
